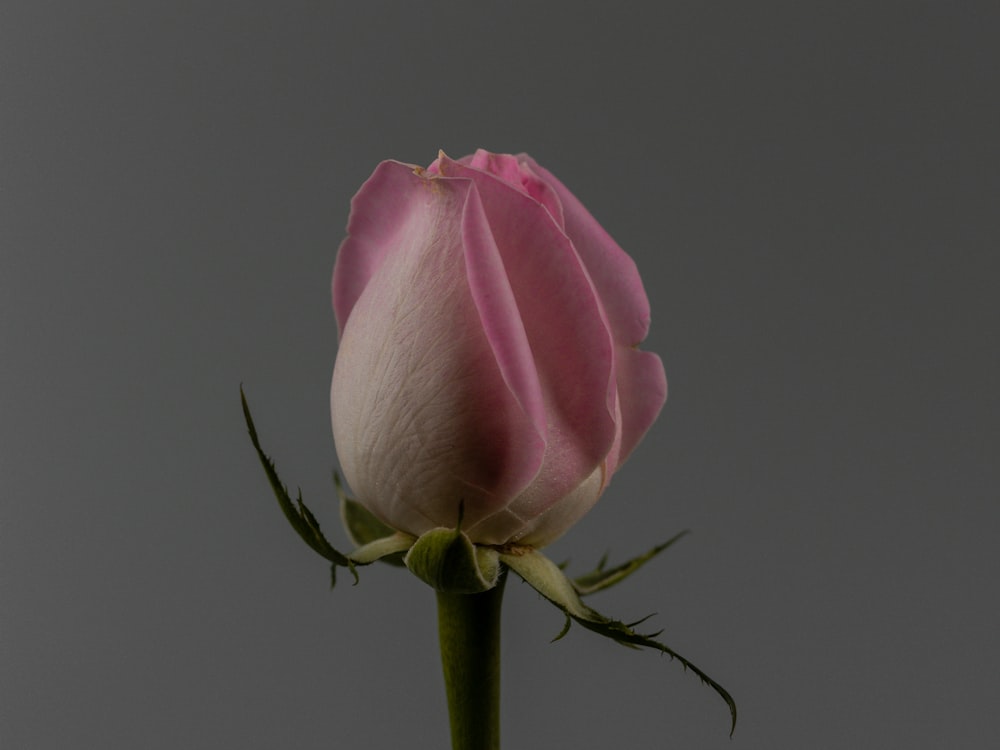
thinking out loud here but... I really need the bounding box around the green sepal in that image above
[336,473,406,567]
[241,387,357,586]
[404,527,501,594]
[573,530,690,596]
[551,615,572,643]
[349,532,415,565]
[501,547,737,736]
[336,473,394,544]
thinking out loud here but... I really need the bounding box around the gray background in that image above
[2,1,997,748]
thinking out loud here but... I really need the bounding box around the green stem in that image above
[436,570,507,750]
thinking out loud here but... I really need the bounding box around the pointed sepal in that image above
[336,473,407,567]
[349,532,416,565]
[573,530,690,595]
[500,547,737,736]
[404,526,501,594]
[241,387,356,586]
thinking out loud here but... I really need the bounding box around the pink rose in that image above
[331,149,666,547]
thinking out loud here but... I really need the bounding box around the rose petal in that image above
[518,155,652,347]
[458,181,549,452]
[462,149,565,227]
[613,347,667,467]
[332,160,427,336]
[331,164,546,538]
[514,461,606,547]
[436,154,618,525]
[520,155,667,466]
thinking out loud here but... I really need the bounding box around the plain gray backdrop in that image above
[2,1,997,748]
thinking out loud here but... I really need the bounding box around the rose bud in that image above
[331,149,666,548]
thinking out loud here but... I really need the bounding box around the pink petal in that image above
[516,461,606,547]
[458,181,549,452]
[331,163,547,539]
[518,155,652,347]
[436,154,618,527]
[332,160,424,336]
[519,155,667,466]
[613,347,667,467]
[463,150,566,227]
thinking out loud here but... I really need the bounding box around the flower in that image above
[330,149,666,548]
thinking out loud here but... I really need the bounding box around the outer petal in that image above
[458,181,548,455]
[518,155,652,346]
[331,164,546,541]
[517,461,605,547]
[612,347,667,471]
[435,155,618,538]
[464,150,566,227]
[332,160,423,336]
[521,155,667,466]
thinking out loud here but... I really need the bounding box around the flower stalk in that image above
[436,571,507,750]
